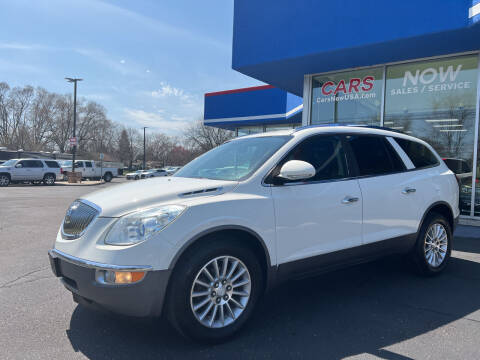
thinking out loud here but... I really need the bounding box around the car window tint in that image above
[17,160,28,167]
[74,161,83,168]
[395,138,439,168]
[347,135,398,176]
[85,162,92,168]
[32,160,44,167]
[384,140,406,172]
[282,135,348,182]
[45,161,60,168]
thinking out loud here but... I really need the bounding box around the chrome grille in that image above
[62,200,99,239]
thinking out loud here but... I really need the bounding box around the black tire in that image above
[43,174,56,186]
[103,172,113,182]
[409,212,452,276]
[134,175,139,180]
[0,174,10,187]
[166,237,264,343]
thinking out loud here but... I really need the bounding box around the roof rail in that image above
[294,123,406,134]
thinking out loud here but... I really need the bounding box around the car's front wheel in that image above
[410,212,452,276]
[0,174,10,187]
[166,237,264,343]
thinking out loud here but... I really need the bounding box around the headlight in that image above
[104,205,186,246]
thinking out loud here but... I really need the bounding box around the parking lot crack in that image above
[0,266,49,289]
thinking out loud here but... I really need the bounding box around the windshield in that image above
[1,159,17,167]
[175,136,291,181]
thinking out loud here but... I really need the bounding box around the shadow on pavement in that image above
[66,239,480,359]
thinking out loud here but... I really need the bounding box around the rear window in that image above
[45,161,60,168]
[394,138,439,168]
[346,135,405,176]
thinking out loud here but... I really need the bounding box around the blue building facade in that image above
[203,0,480,219]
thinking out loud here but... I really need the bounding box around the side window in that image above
[32,160,44,168]
[278,135,348,183]
[45,161,60,168]
[394,138,439,168]
[74,161,83,168]
[17,160,28,168]
[346,135,403,176]
[85,162,92,168]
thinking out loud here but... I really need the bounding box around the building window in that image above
[311,67,383,125]
[384,54,478,216]
[265,124,293,132]
[236,126,263,137]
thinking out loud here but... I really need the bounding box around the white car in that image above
[49,125,459,342]
[125,170,149,180]
[0,158,61,187]
[144,169,169,178]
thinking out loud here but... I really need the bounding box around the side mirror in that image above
[277,160,315,181]
[15,163,23,168]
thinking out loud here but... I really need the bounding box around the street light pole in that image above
[65,78,83,174]
[143,127,148,170]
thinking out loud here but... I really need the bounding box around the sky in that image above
[0,0,262,135]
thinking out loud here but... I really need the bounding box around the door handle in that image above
[402,187,416,194]
[342,196,359,204]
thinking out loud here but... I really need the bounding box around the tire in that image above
[103,172,113,182]
[409,212,452,276]
[0,174,10,187]
[166,237,264,343]
[135,175,139,180]
[43,174,56,186]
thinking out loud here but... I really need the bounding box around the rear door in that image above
[29,160,45,180]
[84,161,95,177]
[345,134,420,244]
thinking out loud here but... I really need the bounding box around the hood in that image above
[81,176,238,217]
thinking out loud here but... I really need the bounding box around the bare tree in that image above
[183,119,234,153]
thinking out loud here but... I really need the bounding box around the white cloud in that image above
[151,82,186,98]
[124,108,192,135]
[120,59,125,64]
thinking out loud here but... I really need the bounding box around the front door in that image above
[270,135,363,270]
[12,160,31,180]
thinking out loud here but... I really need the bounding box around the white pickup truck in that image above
[61,160,118,182]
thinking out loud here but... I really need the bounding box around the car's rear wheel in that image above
[0,174,10,187]
[43,174,55,186]
[166,238,264,343]
[410,212,452,276]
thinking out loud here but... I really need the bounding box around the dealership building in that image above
[203,0,480,221]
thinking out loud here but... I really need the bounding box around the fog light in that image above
[96,270,145,284]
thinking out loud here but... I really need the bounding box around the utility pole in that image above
[143,127,148,170]
[65,78,83,173]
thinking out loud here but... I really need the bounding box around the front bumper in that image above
[48,249,170,317]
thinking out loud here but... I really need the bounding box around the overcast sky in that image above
[0,0,262,135]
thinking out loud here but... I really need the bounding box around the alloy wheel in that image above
[424,223,448,267]
[190,255,251,328]
[0,175,9,186]
[44,175,55,185]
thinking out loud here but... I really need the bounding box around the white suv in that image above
[49,126,459,342]
[0,158,61,187]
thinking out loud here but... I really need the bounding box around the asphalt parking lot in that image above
[1,180,480,359]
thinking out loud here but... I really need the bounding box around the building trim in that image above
[469,2,480,18]
[470,53,480,216]
[205,85,275,97]
[204,104,303,124]
[304,51,479,79]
